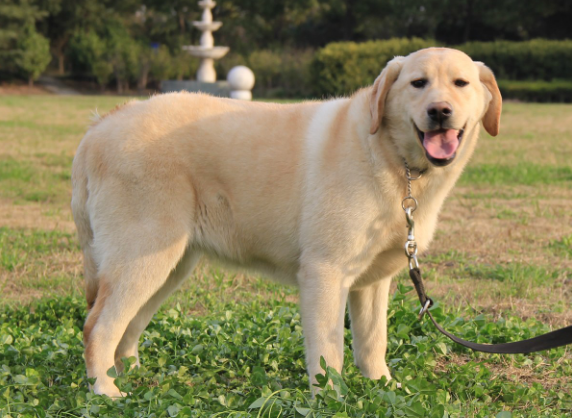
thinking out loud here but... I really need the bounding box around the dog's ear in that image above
[475,62,502,137]
[369,57,404,135]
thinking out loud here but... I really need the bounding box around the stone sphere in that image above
[227,66,255,91]
[230,90,252,100]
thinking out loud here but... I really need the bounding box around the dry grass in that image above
[0,83,50,95]
[0,198,75,232]
[414,183,572,327]
[0,96,570,332]
[0,250,83,304]
[437,185,572,267]
[473,103,572,167]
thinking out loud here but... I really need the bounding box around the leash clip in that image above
[418,299,432,320]
[408,253,419,270]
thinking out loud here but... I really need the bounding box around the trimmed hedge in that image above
[310,38,572,102]
[311,38,438,97]
[497,79,572,103]
[457,40,572,82]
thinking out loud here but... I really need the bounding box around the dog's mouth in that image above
[415,125,465,167]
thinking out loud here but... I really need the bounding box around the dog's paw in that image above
[359,363,392,381]
[91,383,127,399]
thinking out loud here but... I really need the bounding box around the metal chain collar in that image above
[401,159,432,318]
[401,159,420,270]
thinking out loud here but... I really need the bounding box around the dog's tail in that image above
[71,145,99,311]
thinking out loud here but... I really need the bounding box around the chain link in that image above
[402,159,422,270]
[402,160,434,318]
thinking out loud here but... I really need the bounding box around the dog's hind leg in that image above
[71,169,99,312]
[83,228,190,397]
[113,249,201,372]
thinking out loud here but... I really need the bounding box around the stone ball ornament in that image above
[227,66,255,100]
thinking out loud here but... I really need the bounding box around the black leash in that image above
[402,160,572,354]
[409,267,572,353]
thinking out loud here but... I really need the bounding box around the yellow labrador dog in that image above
[72,47,501,397]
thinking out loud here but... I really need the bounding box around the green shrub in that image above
[247,49,282,90]
[274,48,315,98]
[68,31,105,73]
[172,50,200,81]
[69,31,112,90]
[92,60,113,89]
[311,38,437,97]
[248,49,314,98]
[149,45,173,84]
[458,40,572,82]
[310,38,572,101]
[216,49,315,98]
[497,79,572,103]
[107,31,140,93]
[14,26,51,87]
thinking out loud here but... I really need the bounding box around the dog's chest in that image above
[350,211,436,288]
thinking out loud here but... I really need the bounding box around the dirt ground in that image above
[0,82,50,95]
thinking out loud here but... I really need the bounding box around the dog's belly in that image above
[193,225,301,286]
[190,189,301,286]
[200,249,300,286]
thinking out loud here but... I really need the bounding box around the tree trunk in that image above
[114,62,124,94]
[58,53,65,75]
[179,13,186,35]
[53,35,69,75]
[116,76,122,94]
[137,62,150,94]
[28,77,34,87]
[343,0,356,41]
[463,0,474,42]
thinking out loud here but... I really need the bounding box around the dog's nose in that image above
[427,102,453,124]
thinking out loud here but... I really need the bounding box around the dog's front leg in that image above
[298,264,349,391]
[348,277,392,380]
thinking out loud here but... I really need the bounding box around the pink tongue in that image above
[423,129,460,159]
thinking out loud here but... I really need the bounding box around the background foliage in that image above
[311,38,437,97]
[311,39,572,99]
[1,0,572,97]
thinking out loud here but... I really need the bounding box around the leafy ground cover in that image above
[2,281,571,417]
[0,96,571,417]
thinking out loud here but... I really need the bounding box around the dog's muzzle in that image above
[415,125,465,167]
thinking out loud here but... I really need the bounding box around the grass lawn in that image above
[0,95,571,417]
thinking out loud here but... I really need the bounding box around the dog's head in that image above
[369,47,502,168]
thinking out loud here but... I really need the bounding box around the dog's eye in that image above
[411,79,427,89]
[455,79,469,87]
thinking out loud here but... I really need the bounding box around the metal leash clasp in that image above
[402,157,419,271]
[418,299,432,319]
[403,206,419,270]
